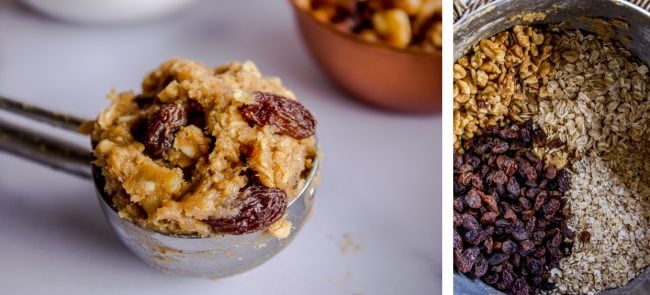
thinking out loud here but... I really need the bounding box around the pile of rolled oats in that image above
[551,154,650,294]
[523,29,650,294]
[455,24,650,294]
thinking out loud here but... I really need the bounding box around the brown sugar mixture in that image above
[92,58,318,238]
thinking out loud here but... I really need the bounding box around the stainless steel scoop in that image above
[0,95,319,278]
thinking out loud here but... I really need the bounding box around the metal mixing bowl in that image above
[454,0,650,293]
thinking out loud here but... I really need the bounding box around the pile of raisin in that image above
[453,121,575,295]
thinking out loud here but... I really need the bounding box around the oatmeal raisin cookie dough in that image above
[92,58,318,237]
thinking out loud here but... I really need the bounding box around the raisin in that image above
[547,138,565,148]
[144,102,188,158]
[453,212,463,227]
[467,155,481,169]
[482,193,499,212]
[453,197,465,212]
[500,269,515,289]
[484,237,494,254]
[240,92,316,139]
[578,230,591,243]
[519,198,532,210]
[457,247,481,273]
[525,187,540,199]
[470,174,484,190]
[461,213,480,231]
[491,170,508,185]
[495,219,511,228]
[491,141,510,153]
[496,155,518,176]
[550,231,562,247]
[543,165,557,179]
[506,177,521,196]
[543,199,561,216]
[204,185,288,235]
[512,278,531,295]
[517,159,538,182]
[533,128,547,146]
[472,143,490,154]
[532,246,546,258]
[454,230,464,253]
[527,257,543,275]
[481,212,498,224]
[503,207,517,222]
[502,240,518,254]
[547,246,562,258]
[473,255,488,278]
[464,229,481,245]
[498,128,519,140]
[457,171,474,186]
[524,151,540,164]
[479,226,495,242]
[557,170,571,192]
[534,192,547,211]
[564,227,576,241]
[465,189,482,209]
[453,152,464,170]
[519,240,535,255]
[512,225,530,241]
[488,253,510,265]
[533,231,546,245]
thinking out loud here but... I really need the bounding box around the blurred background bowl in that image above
[21,0,197,25]
[290,0,441,114]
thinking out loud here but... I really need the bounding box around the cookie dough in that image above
[92,58,318,237]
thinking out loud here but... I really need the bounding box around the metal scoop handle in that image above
[0,95,92,179]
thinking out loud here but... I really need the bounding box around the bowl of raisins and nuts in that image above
[290,0,441,113]
[454,0,650,294]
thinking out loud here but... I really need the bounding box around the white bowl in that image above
[22,0,198,25]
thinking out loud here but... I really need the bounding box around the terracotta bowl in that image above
[289,1,442,113]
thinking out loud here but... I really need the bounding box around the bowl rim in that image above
[288,0,442,57]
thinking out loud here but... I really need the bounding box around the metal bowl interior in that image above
[94,159,319,278]
[289,0,442,113]
[454,0,650,294]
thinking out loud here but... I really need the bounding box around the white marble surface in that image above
[0,1,441,294]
